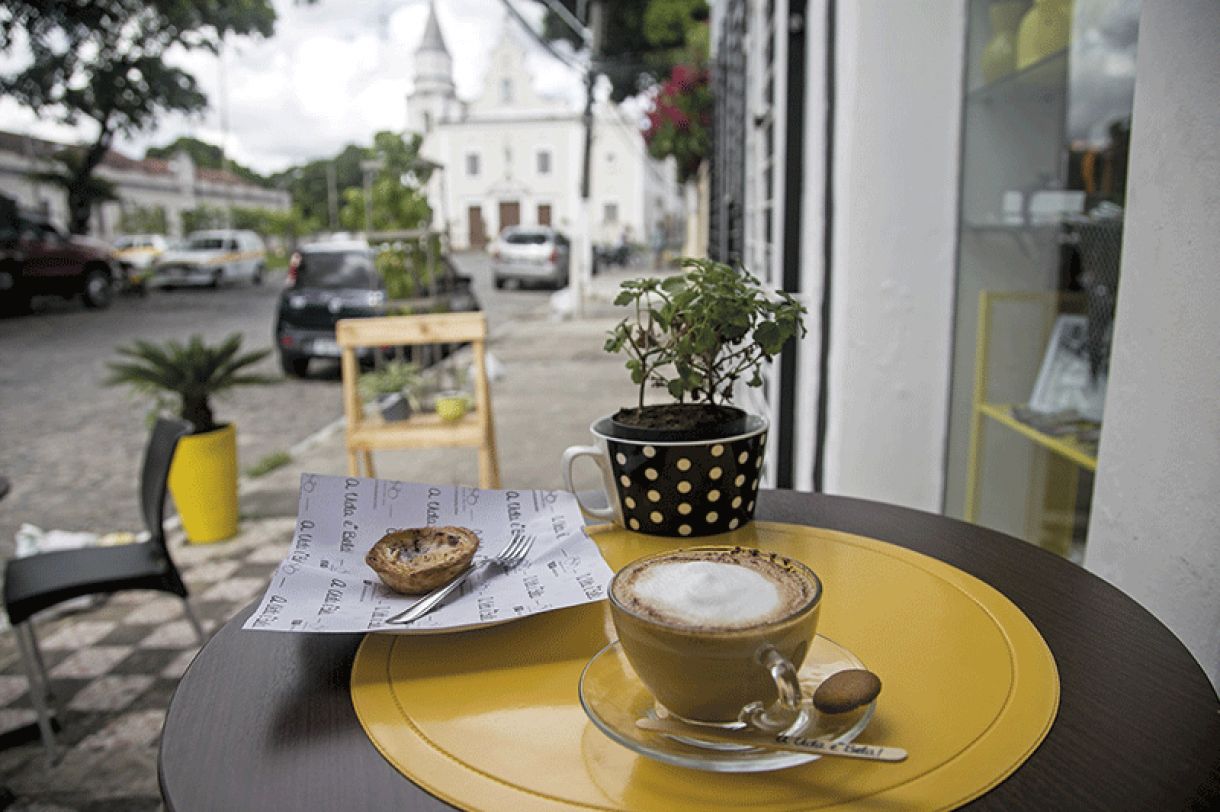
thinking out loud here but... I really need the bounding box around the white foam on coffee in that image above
[630,560,782,628]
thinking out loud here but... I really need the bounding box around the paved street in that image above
[0,250,551,561]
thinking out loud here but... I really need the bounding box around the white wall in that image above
[431,116,579,248]
[589,107,650,246]
[1084,0,1220,691]
[820,2,965,510]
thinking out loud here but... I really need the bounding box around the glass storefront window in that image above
[944,0,1140,561]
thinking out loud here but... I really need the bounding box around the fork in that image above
[384,532,535,625]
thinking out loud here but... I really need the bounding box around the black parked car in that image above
[274,240,479,377]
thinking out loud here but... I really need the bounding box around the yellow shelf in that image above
[977,403,1097,472]
[964,291,1093,530]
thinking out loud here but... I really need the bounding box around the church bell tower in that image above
[408,0,458,133]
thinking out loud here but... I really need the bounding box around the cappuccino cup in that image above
[608,546,822,731]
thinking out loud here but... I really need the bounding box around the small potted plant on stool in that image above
[563,258,806,537]
[358,359,422,422]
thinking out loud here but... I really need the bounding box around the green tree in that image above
[119,205,169,235]
[269,143,368,230]
[145,136,270,188]
[337,131,432,233]
[0,1,276,234]
[540,0,708,102]
[264,206,322,249]
[181,206,228,234]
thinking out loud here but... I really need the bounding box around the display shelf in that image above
[966,48,1068,106]
[977,403,1098,472]
[963,291,1093,530]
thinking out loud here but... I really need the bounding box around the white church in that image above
[407,3,683,252]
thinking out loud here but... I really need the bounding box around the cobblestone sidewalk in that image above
[0,278,659,810]
[0,519,295,811]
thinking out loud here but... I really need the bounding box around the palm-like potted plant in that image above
[106,333,272,543]
[563,259,806,538]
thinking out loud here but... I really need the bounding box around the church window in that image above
[501,78,513,103]
[466,153,480,176]
[537,150,552,175]
[603,202,619,223]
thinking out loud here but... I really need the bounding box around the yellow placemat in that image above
[351,522,1059,811]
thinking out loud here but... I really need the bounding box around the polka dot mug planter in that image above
[562,414,768,537]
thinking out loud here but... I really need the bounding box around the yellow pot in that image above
[982,0,1027,83]
[168,423,239,543]
[1016,0,1073,70]
[434,393,470,422]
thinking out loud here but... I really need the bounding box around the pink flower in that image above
[672,64,695,90]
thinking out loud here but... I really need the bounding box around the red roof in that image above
[0,130,265,190]
[102,149,172,175]
[195,166,248,185]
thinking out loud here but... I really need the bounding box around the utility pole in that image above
[360,158,384,237]
[573,0,604,319]
[326,162,338,231]
[218,38,234,230]
[500,0,599,317]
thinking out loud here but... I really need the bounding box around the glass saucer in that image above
[578,636,876,773]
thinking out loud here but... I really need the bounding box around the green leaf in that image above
[755,321,782,354]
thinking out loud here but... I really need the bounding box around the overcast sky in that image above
[0,0,586,174]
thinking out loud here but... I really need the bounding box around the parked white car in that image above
[490,226,570,290]
[150,229,267,288]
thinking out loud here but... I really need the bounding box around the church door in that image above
[498,200,520,234]
[468,206,486,249]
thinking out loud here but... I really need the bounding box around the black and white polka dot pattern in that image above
[602,422,767,537]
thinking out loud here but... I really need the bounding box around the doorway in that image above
[468,206,486,248]
[498,200,520,234]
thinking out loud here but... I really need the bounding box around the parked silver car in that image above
[490,226,570,290]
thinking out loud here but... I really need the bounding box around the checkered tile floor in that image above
[0,518,295,811]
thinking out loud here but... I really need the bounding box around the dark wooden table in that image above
[159,491,1220,811]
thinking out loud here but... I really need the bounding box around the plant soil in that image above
[613,404,744,433]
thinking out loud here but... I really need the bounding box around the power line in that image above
[497,0,587,74]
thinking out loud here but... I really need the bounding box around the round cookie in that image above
[365,526,479,595]
[812,668,882,714]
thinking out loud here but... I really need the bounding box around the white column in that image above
[821,1,965,509]
[1084,0,1220,691]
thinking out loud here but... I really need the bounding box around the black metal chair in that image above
[3,417,204,759]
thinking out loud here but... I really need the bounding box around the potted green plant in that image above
[358,359,423,422]
[106,333,272,543]
[563,258,806,538]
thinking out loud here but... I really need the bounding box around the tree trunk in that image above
[181,396,215,435]
[67,130,114,234]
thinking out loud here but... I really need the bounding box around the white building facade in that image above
[0,130,289,239]
[408,5,682,251]
[712,0,1219,690]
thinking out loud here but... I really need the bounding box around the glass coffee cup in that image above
[608,546,823,733]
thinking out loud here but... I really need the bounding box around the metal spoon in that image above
[635,717,907,762]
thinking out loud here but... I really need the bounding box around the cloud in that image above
[2,0,581,174]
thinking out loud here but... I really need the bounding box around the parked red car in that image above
[0,208,120,312]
